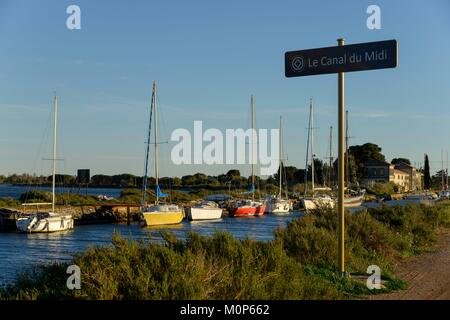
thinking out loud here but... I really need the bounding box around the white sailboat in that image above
[301,98,335,210]
[186,201,223,221]
[265,116,290,214]
[16,95,74,233]
[140,81,184,227]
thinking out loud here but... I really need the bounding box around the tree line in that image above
[0,143,445,190]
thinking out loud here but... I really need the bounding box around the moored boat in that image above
[141,204,184,226]
[265,196,290,214]
[140,81,183,227]
[187,201,223,221]
[344,189,366,208]
[265,116,290,215]
[229,200,263,217]
[16,210,74,233]
[301,195,335,211]
[16,95,74,233]
[229,95,266,217]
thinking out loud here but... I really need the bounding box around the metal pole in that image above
[337,38,345,276]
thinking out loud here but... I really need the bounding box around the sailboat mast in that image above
[345,110,349,188]
[154,81,159,204]
[142,84,154,207]
[329,126,333,188]
[304,99,312,195]
[251,95,255,202]
[279,116,282,198]
[52,95,57,213]
[441,149,444,189]
[311,98,314,194]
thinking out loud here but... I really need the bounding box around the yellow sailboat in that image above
[140,81,184,226]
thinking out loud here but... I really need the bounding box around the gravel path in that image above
[370,228,450,300]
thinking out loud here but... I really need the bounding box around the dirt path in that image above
[370,228,450,300]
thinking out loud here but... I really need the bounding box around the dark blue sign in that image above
[285,40,397,77]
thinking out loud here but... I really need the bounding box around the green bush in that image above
[366,182,395,197]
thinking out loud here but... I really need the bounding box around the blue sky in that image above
[1,0,450,178]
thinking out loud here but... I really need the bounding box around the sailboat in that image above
[186,201,223,221]
[140,81,184,226]
[16,95,74,233]
[301,98,334,210]
[265,116,290,214]
[343,110,365,208]
[228,95,266,216]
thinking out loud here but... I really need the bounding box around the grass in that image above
[1,202,449,300]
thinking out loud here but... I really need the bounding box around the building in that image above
[362,160,393,186]
[362,160,422,192]
[394,162,422,192]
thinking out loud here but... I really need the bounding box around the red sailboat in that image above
[228,95,265,216]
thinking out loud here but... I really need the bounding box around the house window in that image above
[372,169,377,176]
[380,168,384,176]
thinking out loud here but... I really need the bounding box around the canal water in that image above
[0,184,123,200]
[0,212,304,287]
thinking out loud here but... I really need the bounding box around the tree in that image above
[274,166,299,186]
[308,159,325,186]
[391,158,411,165]
[348,143,385,182]
[226,170,240,179]
[424,154,431,190]
[181,175,195,186]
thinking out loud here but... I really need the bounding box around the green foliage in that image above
[19,190,52,203]
[349,143,386,182]
[391,158,411,166]
[366,182,395,197]
[0,198,20,208]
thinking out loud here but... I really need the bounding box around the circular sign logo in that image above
[292,56,305,72]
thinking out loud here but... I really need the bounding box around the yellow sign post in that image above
[337,38,345,276]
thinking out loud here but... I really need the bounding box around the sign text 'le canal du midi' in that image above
[285,40,397,77]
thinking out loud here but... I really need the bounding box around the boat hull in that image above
[142,211,184,226]
[16,214,74,233]
[265,200,290,214]
[343,195,364,208]
[254,205,266,215]
[187,207,223,221]
[301,197,335,210]
[229,206,257,217]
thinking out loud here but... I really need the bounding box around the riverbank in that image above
[1,202,448,300]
